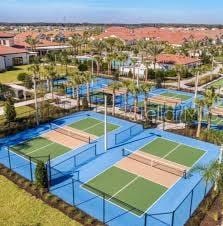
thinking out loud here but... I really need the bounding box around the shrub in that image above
[17,72,28,82]
[35,161,48,189]
[165,107,173,121]
[4,97,16,122]
[82,97,89,110]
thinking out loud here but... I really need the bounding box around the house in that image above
[0,32,35,71]
[154,54,201,70]
[14,32,70,56]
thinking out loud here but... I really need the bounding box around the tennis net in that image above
[122,148,187,178]
[50,123,91,143]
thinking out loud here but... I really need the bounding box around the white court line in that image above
[108,176,139,201]
[27,142,54,155]
[162,144,181,159]
[82,121,103,132]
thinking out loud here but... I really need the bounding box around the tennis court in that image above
[160,92,191,101]
[10,137,70,161]
[68,117,119,137]
[83,137,205,216]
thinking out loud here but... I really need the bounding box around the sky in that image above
[0,0,223,24]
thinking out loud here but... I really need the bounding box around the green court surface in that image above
[160,92,191,101]
[69,117,119,137]
[83,166,167,215]
[141,138,205,167]
[11,137,70,161]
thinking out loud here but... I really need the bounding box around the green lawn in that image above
[11,137,70,161]
[83,166,167,215]
[0,175,81,226]
[141,138,205,168]
[0,64,70,84]
[0,65,30,84]
[69,117,119,137]
[0,105,35,124]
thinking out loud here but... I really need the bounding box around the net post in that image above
[94,144,97,156]
[29,156,33,182]
[7,146,12,169]
[88,136,91,144]
[183,170,187,179]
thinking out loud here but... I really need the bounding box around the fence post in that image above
[73,156,77,168]
[144,213,148,226]
[72,178,75,206]
[189,190,194,217]
[29,156,33,182]
[171,211,175,226]
[103,193,106,223]
[204,181,208,197]
[48,155,52,188]
[7,147,12,169]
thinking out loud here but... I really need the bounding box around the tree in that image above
[68,70,83,109]
[43,64,57,99]
[196,98,205,138]
[122,80,131,117]
[109,82,121,115]
[147,41,164,70]
[204,87,218,130]
[35,161,48,189]
[140,83,152,119]
[181,108,197,127]
[82,71,94,103]
[25,36,39,52]
[91,40,106,55]
[69,35,82,55]
[188,39,200,58]
[28,59,41,125]
[174,64,187,90]
[4,97,16,122]
[193,161,223,193]
[129,82,140,121]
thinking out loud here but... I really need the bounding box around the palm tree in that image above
[204,87,218,130]
[147,41,164,70]
[28,61,41,125]
[188,39,200,58]
[91,40,106,55]
[175,64,187,90]
[122,80,131,117]
[59,51,70,75]
[140,83,152,119]
[136,40,149,63]
[196,98,205,138]
[129,82,140,121]
[68,70,83,109]
[25,36,39,52]
[82,71,94,103]
[117,52,128,76]
[109,82,121,115]
[69,35,82,56]
[93,55,103,75]
[43,64,57,99]
[193,160,223,193]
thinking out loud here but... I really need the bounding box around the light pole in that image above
[104,95,107,151]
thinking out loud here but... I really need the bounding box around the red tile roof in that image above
[156,54,200,65]
[0,32,15,38]
[95,27,223,45]
[0,45,28,55]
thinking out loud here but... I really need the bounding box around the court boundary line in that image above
[26,142,55,155]
[107,176,139,201]
[80,133,208,218]
[162,144,182,159]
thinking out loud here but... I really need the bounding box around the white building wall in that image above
[0,37,14,47]
[4,53,29,68]
[0,56,5,71]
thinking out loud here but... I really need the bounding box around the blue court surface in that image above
[0,111,219,226]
